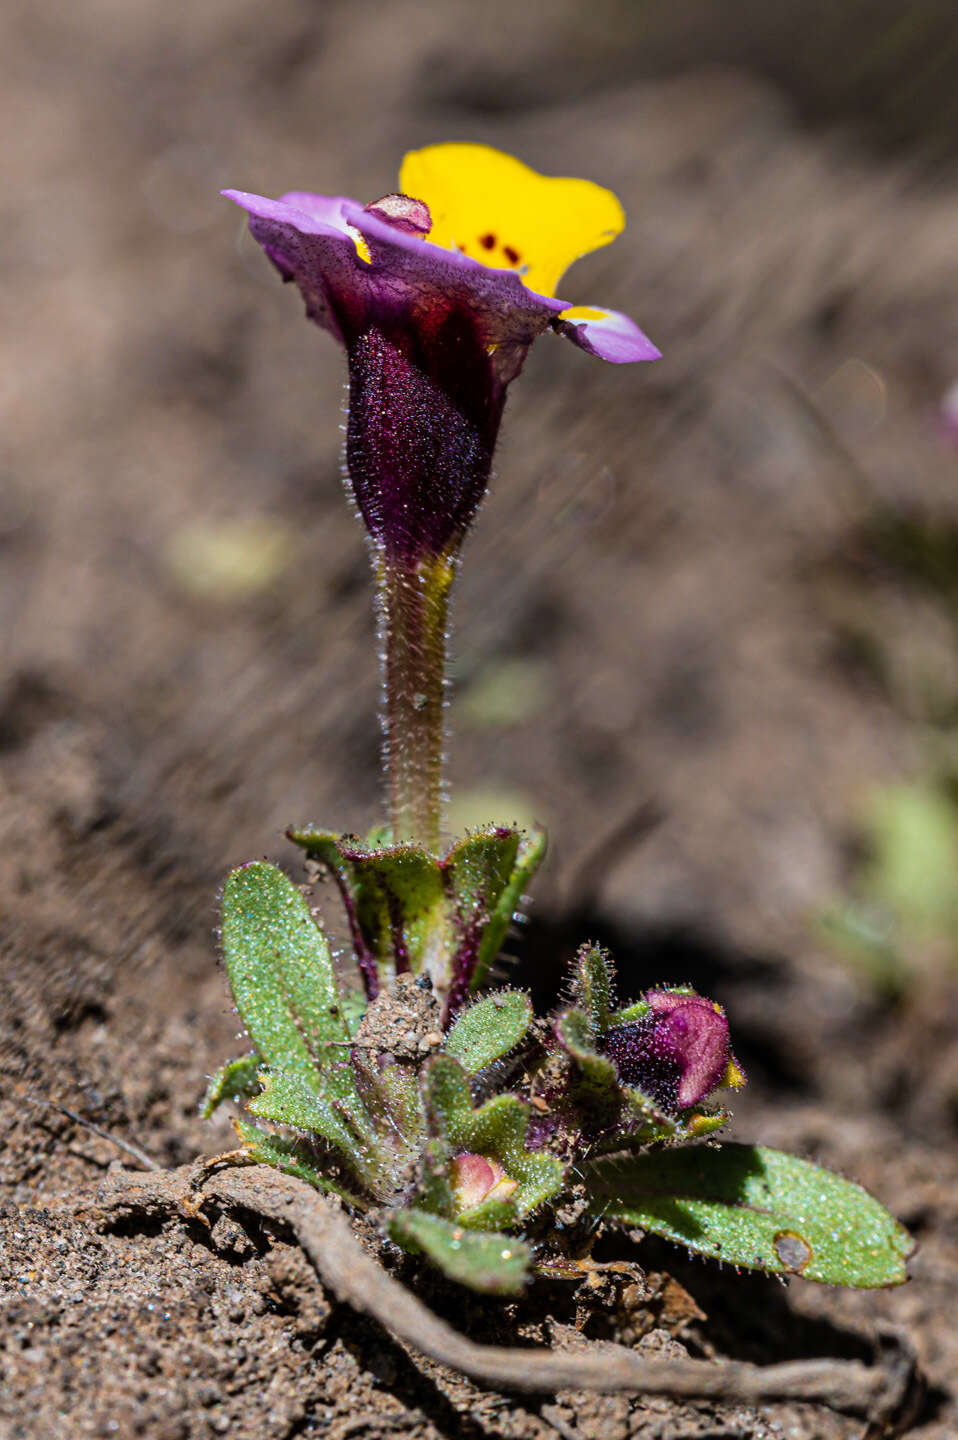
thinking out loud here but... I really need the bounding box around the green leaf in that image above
[247,1068,373,1159]
[414,1136,456,1217]
[288,824,547,1004]
[610,999,651,1026]
[584,1143,913,1288]
[289,829,450,987]
[285,826,346,869]
[445,826,520,916]
[374,1062,425,1149]
[339,988,368,1038]
[468,826,547,991]
[202,1054,262,1118]
[220,863,348,1093]
[387,1209,531,1294]
[350,844,448,977]
[556,1008,617,1089]
[443,991,532,1073]
[572,943,614,1035]
[233,1120,365,1206]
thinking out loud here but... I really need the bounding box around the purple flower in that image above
[224,144,659,564]
[598,990,744,1113]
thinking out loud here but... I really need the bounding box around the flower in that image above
[598,990,745,1113]
[224,143,659,564]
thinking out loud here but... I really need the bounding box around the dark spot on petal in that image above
[503,246,520,264]
[773,1231,812,1273]
[479,233,496,250]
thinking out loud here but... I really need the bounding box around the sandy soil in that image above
[2,2,957,1436]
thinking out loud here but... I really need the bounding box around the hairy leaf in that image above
[573,943,614,1035]
[584,1143,912,1288]
[285,826,346,872]
[233,1120,365,1205]
[610,999,651,1026]
[287,824,546,1005]
[556,1008,617,1089]
[247,1068,372,1159]
[220,863,348,1092]
[443,991,532,1073]
[202,1054,262,1118]
[415,1136,456,1217]
[290,829,449,987]
[469,826,546,992]
[388,1209,531,1294]
[347,844,448,979]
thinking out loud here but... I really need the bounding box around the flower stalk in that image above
[377,548,454,850]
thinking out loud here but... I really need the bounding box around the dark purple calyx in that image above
[345,314,504,564]
[597,991,733,1113]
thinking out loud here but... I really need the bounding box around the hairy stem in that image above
[378,548,454,851]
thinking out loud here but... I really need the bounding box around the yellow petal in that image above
[399,143,624,300]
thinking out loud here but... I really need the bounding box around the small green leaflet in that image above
[388,1209,531,1294]
[573,943,613,1034]
[220,862,349,1094]
[247,1068,371,1156]
[584,1143,912,1288]
[201,1053,262,1118]
[469,826,546,992]
[443,991,532,1073]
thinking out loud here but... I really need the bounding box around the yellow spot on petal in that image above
[723,1056,747,1090]
[345,223,372,265]
[558,306,609,323]
[399,143,625,300]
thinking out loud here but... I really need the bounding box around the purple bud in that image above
[598,991,739,1112]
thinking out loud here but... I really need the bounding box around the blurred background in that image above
[2,0,957,1432]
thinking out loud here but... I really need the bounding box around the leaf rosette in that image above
[205,864,912,1295]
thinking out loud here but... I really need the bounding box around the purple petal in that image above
[223,188,353,238]
[223,188,361,342]
[556,306,661,365]
[223,187,565,380]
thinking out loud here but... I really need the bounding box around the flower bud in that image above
[450,1152,518,1213]
[598,990,743,1113]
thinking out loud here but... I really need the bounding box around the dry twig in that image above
[29,1095,161,1172]
[62,1162,920,1434]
